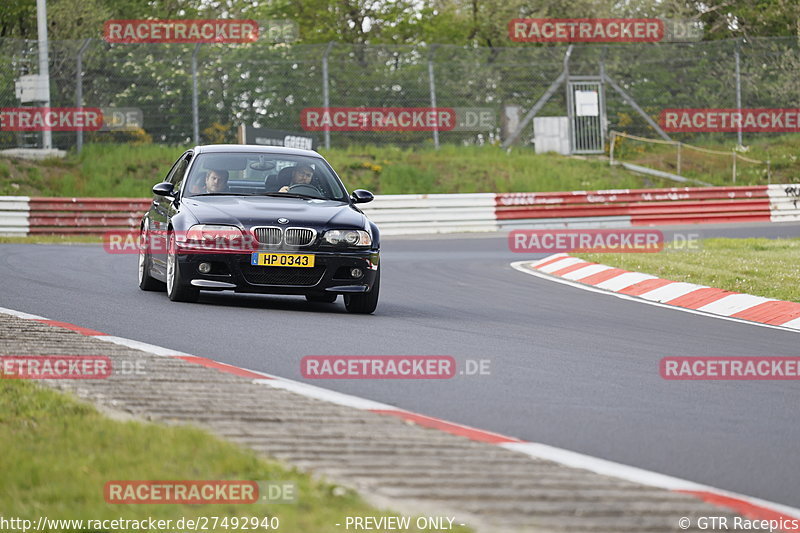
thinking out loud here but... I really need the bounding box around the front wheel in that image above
[166,232,199,303]
[344,266,379,314]
[138,222,165,291]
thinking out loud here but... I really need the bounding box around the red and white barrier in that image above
[517,253,800,330]
[0,185,796,236]
[496,186,772,228]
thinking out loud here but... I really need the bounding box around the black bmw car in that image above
[138,145,380,314]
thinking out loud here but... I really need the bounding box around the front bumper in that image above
[174,248,379,295]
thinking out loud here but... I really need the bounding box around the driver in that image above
[189,169,229,194]
[279,165,314,193]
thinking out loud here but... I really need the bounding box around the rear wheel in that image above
[138,222,165,291]
[166,232,199,302]
[306,293,338,304]
[344,266,380,314]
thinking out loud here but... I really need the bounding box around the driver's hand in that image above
[279,186,289,192]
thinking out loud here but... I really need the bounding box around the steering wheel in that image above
[286,183,323,197]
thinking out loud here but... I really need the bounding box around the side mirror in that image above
[351,189,374,204]
[152,182,174,197]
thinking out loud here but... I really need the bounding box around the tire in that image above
[344,266,379,314]
[138,222,165,291]
[305,293,338,304]
[166,231,199,303]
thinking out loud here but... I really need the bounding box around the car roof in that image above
[193,144,321,158]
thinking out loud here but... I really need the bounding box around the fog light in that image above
[350,268,363,278]
[198,262,212,274]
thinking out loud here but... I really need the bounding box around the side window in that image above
[164,156,183,183]
[166,154,191,192]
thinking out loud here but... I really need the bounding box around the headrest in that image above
[276,166,296,186]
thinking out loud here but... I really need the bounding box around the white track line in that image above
[253,378,399,411]
[94,335,192,357]
[0,306,46,320]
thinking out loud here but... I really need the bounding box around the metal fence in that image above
[1,37,798,151]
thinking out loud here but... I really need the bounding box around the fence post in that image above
[564,47,573,154]
[676,142,682,175]
[75,38,91,154]
[428,44,440,150]
[767,155,771,185]
[191,43,201,145]
[322,42,334,150]
[609,131,616,165]
[599,46,607,149]
[36,0,52,150]
[732,151,737,183]
[734,38,743,147]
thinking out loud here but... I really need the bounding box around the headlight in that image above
[183,224,250,251]
[323,229,372,247]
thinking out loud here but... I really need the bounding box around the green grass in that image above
[612,133,800,185]
[575,237,800,302]
[321,144,660,194]
[0,144,182,197]
[0,379,471,532]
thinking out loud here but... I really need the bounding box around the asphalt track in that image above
[1,221,799,508]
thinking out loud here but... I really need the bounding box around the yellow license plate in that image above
[251,253,315,268]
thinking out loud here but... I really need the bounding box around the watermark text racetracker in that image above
[103,19,259,43]
[0,107,143,132]
[509,18,702,42]
[0,107,102,131]
[508,229,701,253]
[661,108,800,132]
[104,229,257,255]
[105,480,296,504]
[301,356,491,379]
[0,356,146,379]
[661,357,800,380]
[300,107,495,132]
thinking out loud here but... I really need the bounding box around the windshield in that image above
[184,152,348,201]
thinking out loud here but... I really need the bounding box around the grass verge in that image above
[574,237,800,303]
[611,133,800,185]
[0,379,470,532]
[6,136,799,198]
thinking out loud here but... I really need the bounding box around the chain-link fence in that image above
[1,37,798,151]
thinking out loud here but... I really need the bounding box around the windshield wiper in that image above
[256,192,322,200]
[192,192,256,196]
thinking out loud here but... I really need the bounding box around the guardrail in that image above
[27,198,151,235]
[0,196,30,235]
[496,186,773,228]
[768,185,800,223]
[359,193,498,235]
[0,186,795,236]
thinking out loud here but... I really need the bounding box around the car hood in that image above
[181,196,367,229]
